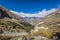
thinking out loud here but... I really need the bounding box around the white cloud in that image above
[10,8,57,17]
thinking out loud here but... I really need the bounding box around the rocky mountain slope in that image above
[0,6,34,34]
[44,9,60,32]
[38,9,60,32]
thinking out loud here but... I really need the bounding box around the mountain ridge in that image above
[0,6,34,33]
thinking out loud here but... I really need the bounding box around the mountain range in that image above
[22,17,44,25]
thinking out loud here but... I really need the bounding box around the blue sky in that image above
[0,0,60,13]
[0,0,60,17]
